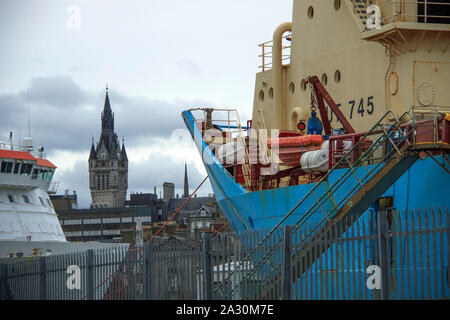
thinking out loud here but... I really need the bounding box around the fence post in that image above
[39,256,47,300]
[86,249,94,300]
[377,212,391,300]
[144,242,152,300]
[0,264,7,300]
[202,233,212,300]
[281,226,292,300]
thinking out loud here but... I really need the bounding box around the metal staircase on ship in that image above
[225,92,450,300]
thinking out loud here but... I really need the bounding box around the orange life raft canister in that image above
[267,135,324,148]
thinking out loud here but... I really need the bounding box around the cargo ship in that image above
[182,0,450,234]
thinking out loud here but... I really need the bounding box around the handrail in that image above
[347,0,450,32]
[190,108,253,188]
[222,109,417,297]
[0,172,51,190]
[268,109,402,234]
[0,145,48,160]
[258,34,292,71]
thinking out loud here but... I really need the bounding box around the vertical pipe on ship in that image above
[385,47,396,113]
[273,22,292,130]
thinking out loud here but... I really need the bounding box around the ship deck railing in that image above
[258,34,291,71]
[347,0,450,32]
[0,144,48,160]
[378,0,450,25]
[0,172,51,190]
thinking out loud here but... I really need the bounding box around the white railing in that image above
[189,108,253,188]
[0,143,47,159]
[0,173,50,190]
[48,181,59,194]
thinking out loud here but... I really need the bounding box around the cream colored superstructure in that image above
[252,0,450,134]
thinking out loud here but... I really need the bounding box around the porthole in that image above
[321,73,328,86]
[269,87,274,99]
[301,79,308,91]
[289,82,295,94]
[259,90,265,102]
[334,70,341,83]
[334,0,341,11]
[307,6,314,19]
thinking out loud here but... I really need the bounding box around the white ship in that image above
[0,136,127,259]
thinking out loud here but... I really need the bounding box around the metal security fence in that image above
[150,237,203,300]
[0,246,130,300]
[0,207,448,300]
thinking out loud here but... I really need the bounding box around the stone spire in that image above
[121,138,128,161]
[89,137,96,160]
[98,85,119,157]
[102,84,114,133]
[183,162,189,198]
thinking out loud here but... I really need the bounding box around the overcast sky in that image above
[0,0,293,208]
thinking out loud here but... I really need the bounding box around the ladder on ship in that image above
[239,105,450,300]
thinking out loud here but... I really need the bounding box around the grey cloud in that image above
[0,75,214,153]
[21,76,93,109]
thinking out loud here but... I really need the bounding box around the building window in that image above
[96,175,101,190]
[106,175,110,190]
[7,194,15,203]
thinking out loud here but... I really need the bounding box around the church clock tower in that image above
[89,86,128,208]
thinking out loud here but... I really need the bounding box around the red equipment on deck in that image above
[267,134,324,167]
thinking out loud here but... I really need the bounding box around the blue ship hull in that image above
[183,110,449,299]
[182,110,449,234]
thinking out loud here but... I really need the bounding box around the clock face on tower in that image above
[100,152,106,160]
